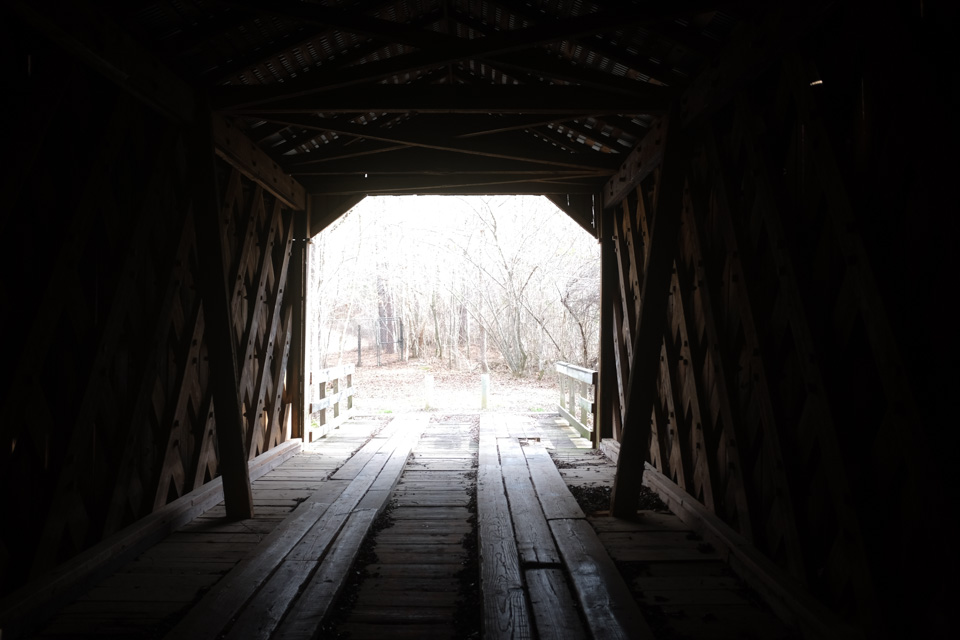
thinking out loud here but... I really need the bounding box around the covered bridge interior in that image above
[1,0,956,637]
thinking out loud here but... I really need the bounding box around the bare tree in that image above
[306,195,600,380]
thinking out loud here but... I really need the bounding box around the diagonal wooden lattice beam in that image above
[192,105,254,520]
[610,114,689,518]
[245,210,295,459]
[213,115,306,211]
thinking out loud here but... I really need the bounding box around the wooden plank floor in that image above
[32,416,391,639]
[479,414,652,640]
[30,411,802,640]
[334,416,478,640]
[533,413,799,640]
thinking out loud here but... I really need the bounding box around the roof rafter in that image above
[209,8,445,82]
[285,140,610,175]
[213,6,672,108]
[300,174,601,196]
[251,114,620,172]
[219,84,669,115]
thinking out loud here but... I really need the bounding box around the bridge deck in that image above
[31,413,795,639]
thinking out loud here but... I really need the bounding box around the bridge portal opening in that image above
[303,195,600,435]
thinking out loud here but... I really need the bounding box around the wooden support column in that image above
[610,116,689,518]
[597,204,617,442]
[192,101,254,520]
[287,209,309,440]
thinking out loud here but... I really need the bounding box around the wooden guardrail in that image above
[309,364,355,440]
[555,362,598,447]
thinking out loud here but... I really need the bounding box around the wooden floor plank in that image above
[166,421,401,639]
[497,437,560,565]
[522,443,585,521]
[478,416,533,640]
[274,421,422,640]
[337,622,457,640]
[525,568,588,640]
[225,421,419,640]
[29,412,807,640]
[550,517,655,640]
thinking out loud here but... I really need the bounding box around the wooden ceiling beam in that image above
[301,174,601,196]
[213,115,307,210]
[486,50,673,99]
[218,82,670,115]
[594,115,651,140]
[602,116,668,209]
[286,147,607,176]
[574,34,687,85]
[251,114,621,172]
[540,122,620,154]
[478,0,708,83]
[454,114,582,138]
[223,0,451,49]
[261,111,408,157]
[208,6,444,83]
[212,7,670,108]
[283,141,409,166]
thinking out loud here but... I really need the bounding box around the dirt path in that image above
[337,355,559,414]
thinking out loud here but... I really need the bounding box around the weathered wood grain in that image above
[522,443,585,521]
[273,421,421,639]
[223,443,405,639]
[166,421,403,638]
[642,462,853,639]
[549,518,655,640]
[525,568,588,640]
[478,416,533,640]
[497,438,560,565]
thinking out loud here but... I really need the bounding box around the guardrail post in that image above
[555,362,599,447]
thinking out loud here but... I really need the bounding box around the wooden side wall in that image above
[0,26,305,597]
[603,7,956,636]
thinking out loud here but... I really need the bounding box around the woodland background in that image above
[306,195,601,385]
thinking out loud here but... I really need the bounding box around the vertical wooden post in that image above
[579,381,587,425]
[288,210,308,441]
[561,372,566,411]
[592,370,600,449]
[332,377,340,420]
[191,102,254,520]
[346,367,353,410]
[610,116,689,519]
[597,206,616,443]
[317,380,327,429]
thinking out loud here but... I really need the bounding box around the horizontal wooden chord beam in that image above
[213,114,307,210]
[221,84,669,116]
